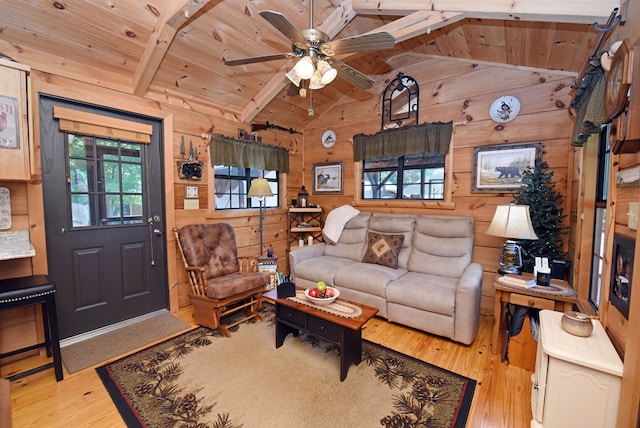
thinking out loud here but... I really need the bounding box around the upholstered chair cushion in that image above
[177,223,240,279]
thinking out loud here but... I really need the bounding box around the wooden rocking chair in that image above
[173,223,270,337]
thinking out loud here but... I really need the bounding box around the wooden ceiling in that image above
[0,0,620,131]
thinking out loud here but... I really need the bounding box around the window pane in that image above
[70,159,91,192]
[71,194,93,227]
[102,161,121,193]
[68,135,94,158]
[123,194,143,224]
[213,165,279,210]
[122,163,142,193]
[363,170,397,199]
[103,194,122,224]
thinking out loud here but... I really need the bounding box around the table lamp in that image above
[248,178,273,255]
[486,204,538,274]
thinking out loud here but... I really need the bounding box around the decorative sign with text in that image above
[0,95,19,149]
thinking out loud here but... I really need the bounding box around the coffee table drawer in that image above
[307,316,340,342]
[277,305,305,328]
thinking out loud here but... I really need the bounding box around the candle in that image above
[308,236,313,246]
[299,239,304,247]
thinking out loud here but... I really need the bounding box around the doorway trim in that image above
[28,77,179,313]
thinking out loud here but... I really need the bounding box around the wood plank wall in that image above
[302,56,575,315]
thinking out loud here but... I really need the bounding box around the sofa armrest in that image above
[288,243,326,279]
[453,262,483,345]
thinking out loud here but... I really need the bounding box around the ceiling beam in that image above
[374,11,464,43]
[351,0,617,24]
[132,0,210,97]
[317,0,357,40]
[240,76,291,123]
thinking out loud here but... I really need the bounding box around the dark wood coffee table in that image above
[264,288,378,381]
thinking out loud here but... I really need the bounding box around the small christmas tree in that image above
[512,160,567,272]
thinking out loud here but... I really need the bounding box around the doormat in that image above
[61,312,191,374]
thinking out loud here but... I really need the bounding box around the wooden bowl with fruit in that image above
[304,281,339,306]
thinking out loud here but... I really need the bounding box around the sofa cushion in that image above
[362,232,404,268]
[385,271,458,316]
[293,255,358,286]
[334,262,407,298]
[322,205,360,244]
[408,215,474,278]
[369,213,416,268]
[324,212,371,261]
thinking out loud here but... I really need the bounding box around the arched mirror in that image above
[381,72,419,130]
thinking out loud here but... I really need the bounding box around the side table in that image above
[492,275,578,357]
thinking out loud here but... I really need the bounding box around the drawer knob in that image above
[528,299,535,306]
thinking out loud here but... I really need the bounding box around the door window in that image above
[68,135,144,227]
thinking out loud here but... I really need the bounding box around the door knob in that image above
[153,229,163,236]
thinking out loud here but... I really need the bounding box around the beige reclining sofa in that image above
[289,212,483,345]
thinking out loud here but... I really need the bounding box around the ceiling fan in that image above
[224,0,395,90]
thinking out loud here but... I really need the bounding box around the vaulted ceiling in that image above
[0,0,621,130]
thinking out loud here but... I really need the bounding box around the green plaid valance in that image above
[352,121,453,161]
[209,133,289,173]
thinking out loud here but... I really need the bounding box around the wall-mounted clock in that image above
[490,96,521,123]
[605,38,631,121]
[321,130,336,148]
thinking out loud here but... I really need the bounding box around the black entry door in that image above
[39,95,167,339]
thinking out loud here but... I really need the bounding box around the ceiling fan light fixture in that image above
[316,60,337,85]
[293,56,315,79]
[309,74,325,90]
[285,68,302,87]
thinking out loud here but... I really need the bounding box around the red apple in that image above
[308,288,319,298]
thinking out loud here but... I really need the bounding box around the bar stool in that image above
[0,275,63,381]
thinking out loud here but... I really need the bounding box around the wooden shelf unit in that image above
[287,207,323,252]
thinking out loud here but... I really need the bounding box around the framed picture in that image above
[0,95,20,149]
[472,142,542,192]
[610,233,634,319]
[312,161,343,194]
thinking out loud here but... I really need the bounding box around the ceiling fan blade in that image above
[326,59,375,89]
[328,32,395,55]
[224,52,293,66]
[258,10,307,48]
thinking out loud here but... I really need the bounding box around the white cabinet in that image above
[531,310,623,428]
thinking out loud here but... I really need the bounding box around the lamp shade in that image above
[248,178,273,198]
[316,60,337,84]
[285,68,302,87]
[486,204,538,240]
[293,56,315,79]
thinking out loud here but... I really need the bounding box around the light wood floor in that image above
[4,306,534,427]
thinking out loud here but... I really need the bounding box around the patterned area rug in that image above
[96,303,475,427]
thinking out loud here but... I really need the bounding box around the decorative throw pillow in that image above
[362,232,404,268]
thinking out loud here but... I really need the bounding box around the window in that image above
[362,153,445,200]
[589,126,610,310]
[68,135,144,227]
[214,165,279,210]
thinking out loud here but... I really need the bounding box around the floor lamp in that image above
[486,204,538,274]
[248,178,273,255]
